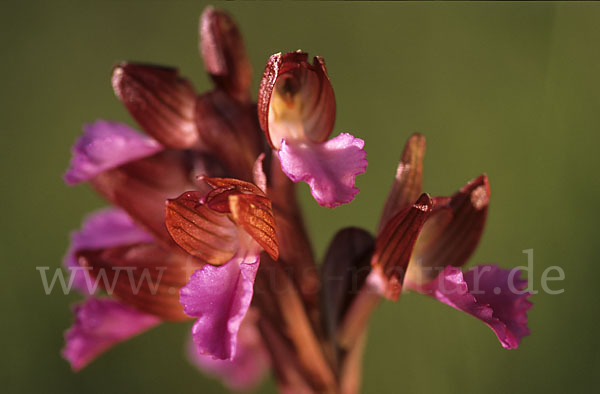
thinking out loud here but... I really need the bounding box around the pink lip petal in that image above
[277,133,367,208]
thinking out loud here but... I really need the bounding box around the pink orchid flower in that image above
[61,7,532,393]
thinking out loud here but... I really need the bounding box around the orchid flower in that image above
[338,134,532,351]
[61,6,532,393]
[258,52,368,208]
[165,173,278,360]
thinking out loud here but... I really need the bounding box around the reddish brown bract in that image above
[412,175,490,273]
[379,133,426,235]
[111,63,198,149]
[200,7,252,103]
[371,193,433,300]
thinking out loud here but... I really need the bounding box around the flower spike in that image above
[258,51,367,208]
[61,5,534,386]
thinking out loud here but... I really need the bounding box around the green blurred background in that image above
[1,1,598,393]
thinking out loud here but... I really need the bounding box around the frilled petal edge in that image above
[180,243,260,360]
[407,264,532,349]
[64,207,154,294]
[64,120,162,185]
[277,133,367,208]
[62,297,160,371]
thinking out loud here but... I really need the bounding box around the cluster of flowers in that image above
[62,7,532,393]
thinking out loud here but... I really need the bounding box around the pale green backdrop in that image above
[1,1,598,393]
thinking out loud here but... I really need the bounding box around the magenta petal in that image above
[180,249,260,360]
[62,297,160,371]
[187,315,269,390]
[277,133,367,208]
[64,208,154,293]
[408,265,532,349]
[64,120,162,185]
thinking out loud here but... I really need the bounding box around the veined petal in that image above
[278,134,367,208]
[180,241,260,360]
[166,178,279,263]
[258,52,336,149]
[378,133,426,235]
[112,63,198,149]
[62,297,160,371]
[229,193,278,260]
[406,265,532,349]
[203,177,266,197]
[407,175,490,283]
[165,191,239,265]
[187,312,269,390]
[64,121,162,185]
[64,208,154,294]
[78,243,198,321]
[200,7,252,102]
[371,194,433,300]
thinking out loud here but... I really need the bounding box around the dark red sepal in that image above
[413,175,490,274]
[112,63,198,149]
[372,193,433,300]
[200,7,252,102]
